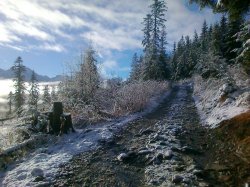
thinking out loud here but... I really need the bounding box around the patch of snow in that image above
[204,105,248,128]
[193,76,249,128]
[0,90,171,187]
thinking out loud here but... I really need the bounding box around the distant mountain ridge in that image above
[0,67,63,82]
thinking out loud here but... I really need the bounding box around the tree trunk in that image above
[59,113,75,135]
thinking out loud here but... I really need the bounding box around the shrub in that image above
[60,80,169,125]
[113,81,169,116]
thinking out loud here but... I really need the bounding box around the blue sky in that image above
[0,0,220,79]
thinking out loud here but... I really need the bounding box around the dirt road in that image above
[52,84,247,187]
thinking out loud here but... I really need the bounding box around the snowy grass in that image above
[0,79,60,150]
[0,85,171,187]
[0,118,27,150]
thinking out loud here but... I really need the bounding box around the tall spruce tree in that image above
[142,14,153,52]
[150,0,167,53]
[51,86,57,102]
[225,18,243,63]
[129,53,140,81]
[7,91,13,114]
[201,20,208,51]
[42,85,51,108]
[11,56,26,115]
[219,15,228,57]
[171,42,178,80]
[235,20,250,74]
[28,70,39,110]
[140,0,169,81]
[78,46,100,102]
[211,23,222,55]
[159,25,171,79]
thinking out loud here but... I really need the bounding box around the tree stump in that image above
[52,102,63,134]
[60,113,75,135]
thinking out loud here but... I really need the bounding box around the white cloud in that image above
[3,44,24,51]
[99,60,130,78]
[0,24,21,43]
[0,0,85,29]
[102,60,118,69]
[0,0,219,60]
[7,21,54,41]
[0,0,86,52]
[82,28,141,51]
[38,43,65,52]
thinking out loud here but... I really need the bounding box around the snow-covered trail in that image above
[0,91,171,187]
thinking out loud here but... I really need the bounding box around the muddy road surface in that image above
[52,84,236,187]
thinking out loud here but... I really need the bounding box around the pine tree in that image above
[201,20,208,51]
[141,0,168,81]
[11,56,26,115]
[177,36,185,54]
[159,25,167,54]
[28,70,39,110]
[192,30,201,59]
[193,30,199,46]
[211,23,222,55]
[185,35,195,76]
[129,53,140,81]
[138,55,143,80]
[208,25,213,42]
[172,36,186,80]
[185,35,191,49]
[51,86,57,102]
[42,85,51,107]
[7,91,13,114]
[150,0,167,53]
[235,20,250,74]
[142,14,153,52]
[171,42,178,79]
[159,25,171,79]
[225,18,243,63]
[219,15,228,57]
[77,46,100,102]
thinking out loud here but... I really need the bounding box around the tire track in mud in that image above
[52,84,214,187]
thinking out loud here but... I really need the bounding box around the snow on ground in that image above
[193,75,250,128]
[1,128,111,187]
[0,90,171,187]
[0,118,29,150]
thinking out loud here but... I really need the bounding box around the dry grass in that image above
[113,81,169,116]
[67,81,169,125]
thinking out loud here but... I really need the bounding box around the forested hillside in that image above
[171,16,249,80]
